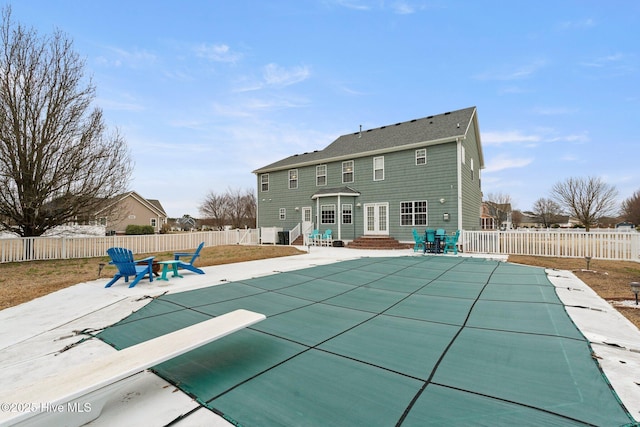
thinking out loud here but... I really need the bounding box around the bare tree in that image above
[621,190,640,226]
[0,8,132,237]
[485,192,512,230]
[199,191,229,229]
[551,176,618,231]
[532,197,564,228]
[199,187,256,229]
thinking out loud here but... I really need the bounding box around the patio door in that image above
[364,203,389,235]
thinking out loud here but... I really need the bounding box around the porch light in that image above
[356,203,361,208]
[630,282,640,306]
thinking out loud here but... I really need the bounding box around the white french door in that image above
[364,203,389,235]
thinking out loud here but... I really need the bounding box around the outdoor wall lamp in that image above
[439,198,445,204]
[295,207,299,211]
[630,282,640,305]
[356,203,361,208]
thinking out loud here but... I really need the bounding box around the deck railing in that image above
[463,229,640,261]
[0,230,260,263]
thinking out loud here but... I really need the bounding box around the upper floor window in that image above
[342,160,354,183]
[373,156,384,181]
[461,146,466,165]
[261,173,269,192]
[316,165,327,186]
[416,149,427,165]
[470,158,474,180]
[288,169,298,189]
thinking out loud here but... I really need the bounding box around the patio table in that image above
[157,260,183,281]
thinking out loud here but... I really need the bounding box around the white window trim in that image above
[373,156,384,181]
[288,169,298,189]
[321,204,336,224]
[261,173,269,192]
[342,160,354,184]
[279,208,286,220]
[400,200,428,226]
[342,203,353,224]
[316,164,327,186]
[416,149,427,165]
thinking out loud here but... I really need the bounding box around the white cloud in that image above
[263,63,311,87]
[482,131,541,146]
[580,53,624,68]
[194,43,242,63]
[484,155,533,173]
[558,18,595,30]
[474,59,547,81]
[97,46,157,69]
[532,106,577,116]
[392,1,415,14]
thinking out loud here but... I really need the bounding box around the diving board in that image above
[0,309,266,427]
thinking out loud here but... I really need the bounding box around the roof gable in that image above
[254,106,479,173]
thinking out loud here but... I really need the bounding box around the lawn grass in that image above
[0,245,304,310]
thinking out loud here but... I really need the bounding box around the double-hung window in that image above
[279,208,286,220]
[342,204,352,224]
[288,169,298,189]
[416,149,427,165]
[373,156,384,181]
[260,174,269,192]
[400,201,427,226]
[342,160,354,183]
[316,165,327,186]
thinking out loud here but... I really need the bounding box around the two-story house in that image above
[253,106,484,245]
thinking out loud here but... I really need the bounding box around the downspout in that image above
[456,138,463,231]
[337,194,341,240]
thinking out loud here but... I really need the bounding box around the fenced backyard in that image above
[0,229,259,263]
[0,228,638,263]
[463,229,640,261]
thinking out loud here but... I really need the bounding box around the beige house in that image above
[96,191,167,234]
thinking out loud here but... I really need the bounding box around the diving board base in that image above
[0,309,266,427]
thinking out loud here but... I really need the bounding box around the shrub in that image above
[125,224,155,235]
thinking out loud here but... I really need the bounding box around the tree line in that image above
[486,176,640,231]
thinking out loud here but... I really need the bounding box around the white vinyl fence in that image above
[463,229,640,261]
[0,229,259,263]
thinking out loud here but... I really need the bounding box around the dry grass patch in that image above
[509,255,640,330]
[0,245,304,310]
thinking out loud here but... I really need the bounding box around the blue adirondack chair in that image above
[307,229,320,245]
[105,247,155,288]
[412,229,425,252]
[319,229,333,246]
[174,242,205,274]
[443,230,460,255]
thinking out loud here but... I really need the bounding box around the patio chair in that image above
[435,229,446,253]
[319,229,333,246]
[105,247,155,288]
[307,229,320,246]
[443,230,460,255]
[424,229,436,253]
[174,242,205,275]
[412,229,425,252]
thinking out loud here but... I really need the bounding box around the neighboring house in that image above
[253,106,484,244]
[482,201,513,230]
[96,191,167,234]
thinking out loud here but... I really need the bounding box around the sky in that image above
[6,1,640,218]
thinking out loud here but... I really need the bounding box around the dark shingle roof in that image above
[254,106,477,173]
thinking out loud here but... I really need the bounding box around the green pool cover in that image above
[97,256,637,426]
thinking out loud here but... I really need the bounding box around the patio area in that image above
[1,247,639,426]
